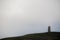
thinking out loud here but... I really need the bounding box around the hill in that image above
[0,32,60,40]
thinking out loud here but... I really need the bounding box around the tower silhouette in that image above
[48,26,51,40]
[48,26,51,32]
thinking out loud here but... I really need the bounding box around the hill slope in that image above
[0,32,60,40]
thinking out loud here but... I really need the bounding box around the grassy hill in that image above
[0,32,60,40]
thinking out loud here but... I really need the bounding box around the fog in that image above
[0,0,60,39]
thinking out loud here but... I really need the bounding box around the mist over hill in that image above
[1,26,60,40]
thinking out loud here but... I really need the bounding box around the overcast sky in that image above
[0,0,60,39]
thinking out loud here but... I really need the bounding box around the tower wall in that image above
[48,26,51,32]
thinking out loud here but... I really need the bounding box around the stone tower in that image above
[48,26,51,32]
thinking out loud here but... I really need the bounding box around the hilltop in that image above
[0,32,60,40]
[1,26,60,40]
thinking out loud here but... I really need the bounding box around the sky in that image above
[0,0,60,39]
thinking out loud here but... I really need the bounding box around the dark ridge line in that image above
[0,32,60,40]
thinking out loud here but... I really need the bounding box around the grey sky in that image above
[0,0,60,39]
